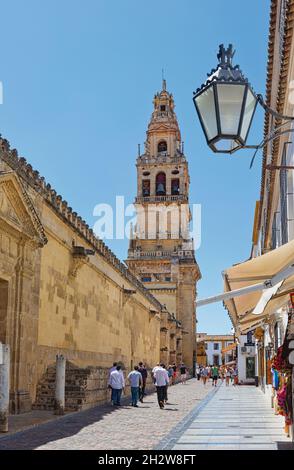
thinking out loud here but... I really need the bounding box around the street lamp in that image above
[193,44,294,158]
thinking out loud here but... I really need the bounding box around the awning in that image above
[223,239,294,330]
[222,343,237,354]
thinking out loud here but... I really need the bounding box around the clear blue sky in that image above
[0,0,270,334]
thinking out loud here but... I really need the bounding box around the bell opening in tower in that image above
[171,178,180,195]
[156,172,166,196]
[142,179,150,197]
[157,140,167,154]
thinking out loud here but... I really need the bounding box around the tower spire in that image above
[162,68,166,91]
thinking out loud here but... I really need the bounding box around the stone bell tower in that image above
[126,80,201,369]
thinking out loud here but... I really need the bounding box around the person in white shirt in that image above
[128,366,142,407]
[108,362,118,404]
[109,365,125,406]
[152,363,160,384]
[153,363,169,409]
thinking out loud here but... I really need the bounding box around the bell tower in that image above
[126,81,201,369]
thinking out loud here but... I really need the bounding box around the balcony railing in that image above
[128,248,195,259]
[135,194,188,204]
[137,154,186,165]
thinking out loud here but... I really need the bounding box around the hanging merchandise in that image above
[272,346,288,372]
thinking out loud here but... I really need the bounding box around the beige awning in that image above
[222,343,237,354]
[223,239,294,330]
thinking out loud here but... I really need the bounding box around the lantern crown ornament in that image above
[193,44,258,154]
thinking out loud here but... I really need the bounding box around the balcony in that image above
[135,194,188,204]
[127,248,195,260]
[137,154,186,165]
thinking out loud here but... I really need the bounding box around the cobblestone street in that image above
[0,379,211,450]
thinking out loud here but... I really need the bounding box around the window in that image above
[165,276,171,282]
[142,180,150,197]
[205,343,208,350]
[171,178,180,195]
[272,211,281,249]
[158,141,167,153]
[280,144,289,244]
[213,343,219,350]
[156,172,166,195]
[160,105,166,112]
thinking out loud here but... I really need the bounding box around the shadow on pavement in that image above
[0,391,156,450]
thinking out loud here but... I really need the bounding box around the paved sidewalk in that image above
[169,383,293,450]
[0,379,210,450]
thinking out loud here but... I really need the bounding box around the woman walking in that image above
[201,366,208,386]
[225,367,231,386]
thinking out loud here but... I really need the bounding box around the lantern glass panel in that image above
[213,139,241,153]
[216,83,246,135]
[240,88,257,141]
[194,86,218,141]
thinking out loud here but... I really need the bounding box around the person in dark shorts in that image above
[180,363,187,384]
[138,362,148,402]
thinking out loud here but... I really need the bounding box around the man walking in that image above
[138,362,147,402]
[211,364,219,387]
[153,363,169,409]
[108,362,118,405]
[128,366,142,407]
[109,365,125,406]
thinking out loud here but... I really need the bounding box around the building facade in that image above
[223,0,294,439]
[196,333,235,366]
[126,81,201,369]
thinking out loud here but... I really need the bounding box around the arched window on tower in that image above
[142,180,150,197]
[171,178,180,195]
[158,140,167,154]
[156,172,166,196]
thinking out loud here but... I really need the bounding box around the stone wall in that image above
[0,147,163,413]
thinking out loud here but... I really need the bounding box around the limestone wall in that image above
[36,203,161,398]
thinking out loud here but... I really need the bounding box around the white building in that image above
[197,334,235,366]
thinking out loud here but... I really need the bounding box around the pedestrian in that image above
[196,365,201,381]
[108,362,118,405]
[211,364,219,387]
[225,367,231,386]
[138,362,148,402]
[180,363,187,384]
[172,363,177,385]
[220,368,225,383]
[162,364,169,403]
[232,367,238,386]
[201,366,208,386]
[152,363,160,384]
[109,365,125,406]
[167,365,174,385]
[153,363,169,409]
[128,366,142,407]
